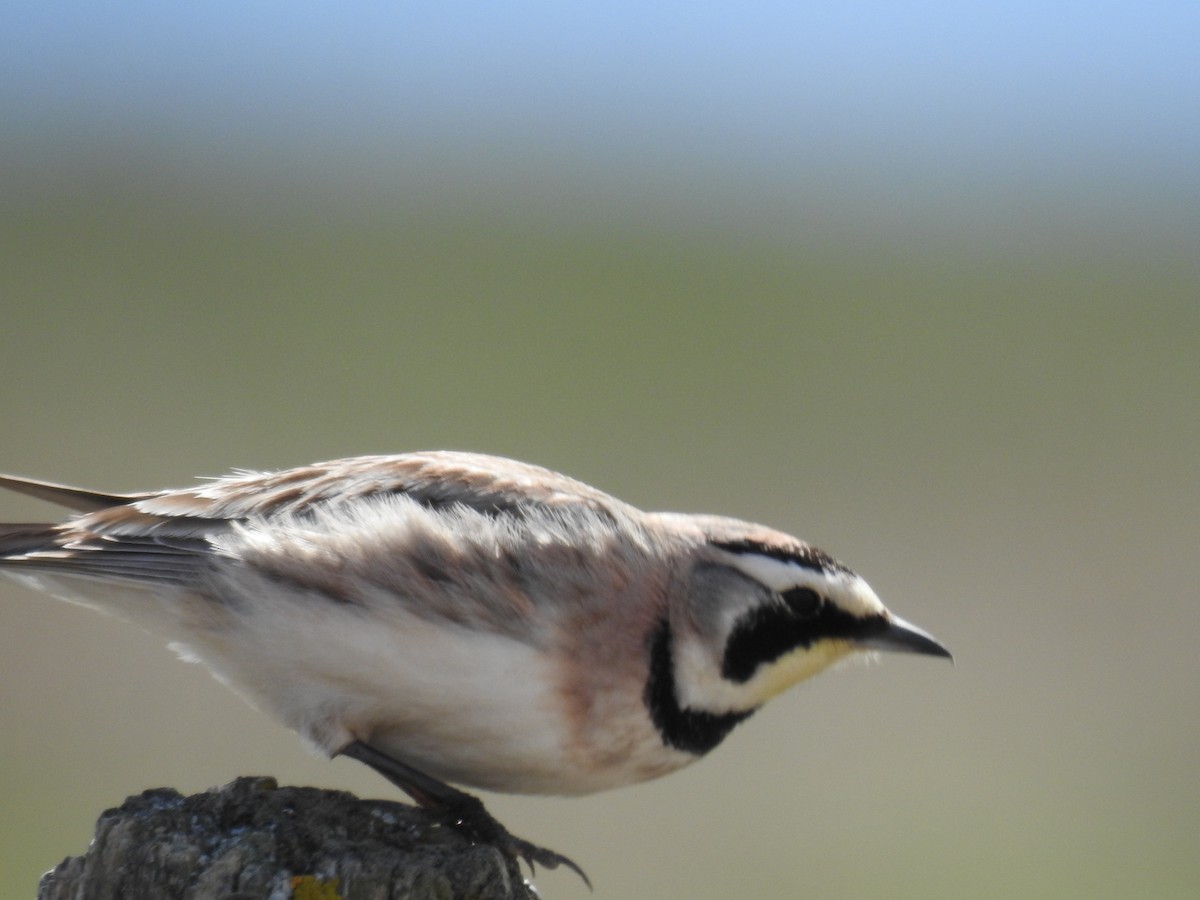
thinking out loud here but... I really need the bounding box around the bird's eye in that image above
[781,586,821,616]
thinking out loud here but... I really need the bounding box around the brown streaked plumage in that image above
[1,451,950,884]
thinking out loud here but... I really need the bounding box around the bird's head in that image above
[647,515,950,753]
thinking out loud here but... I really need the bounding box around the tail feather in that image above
[0,474,149,513]
[0,524,206,583]
[2,476,212,586]
[0,523,60,557]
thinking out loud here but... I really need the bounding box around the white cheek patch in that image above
[673,629,856,713]
[673,635,751,713]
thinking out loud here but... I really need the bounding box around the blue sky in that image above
[4,2,1198,184]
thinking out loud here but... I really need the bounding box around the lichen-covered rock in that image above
[38,776,537,900]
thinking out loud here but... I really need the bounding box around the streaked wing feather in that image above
[131,452,623,522]
[1,452,626,589]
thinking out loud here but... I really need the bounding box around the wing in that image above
[128,451,622,521]
[0,452,628,586]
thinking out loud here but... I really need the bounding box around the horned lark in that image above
[0,452,950,882]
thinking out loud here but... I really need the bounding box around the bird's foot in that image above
[443,793,591,889]
[337,740,590,888]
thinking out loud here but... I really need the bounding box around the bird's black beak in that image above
[857,615,953,661]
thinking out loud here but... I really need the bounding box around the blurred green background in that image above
[2,3,1198,898]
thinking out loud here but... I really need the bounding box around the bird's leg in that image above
[337,740,590,888]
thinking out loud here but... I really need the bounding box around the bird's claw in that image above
[448,797,591,889]
[506,835,591,889]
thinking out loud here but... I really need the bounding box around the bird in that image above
[0,451,950,883]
